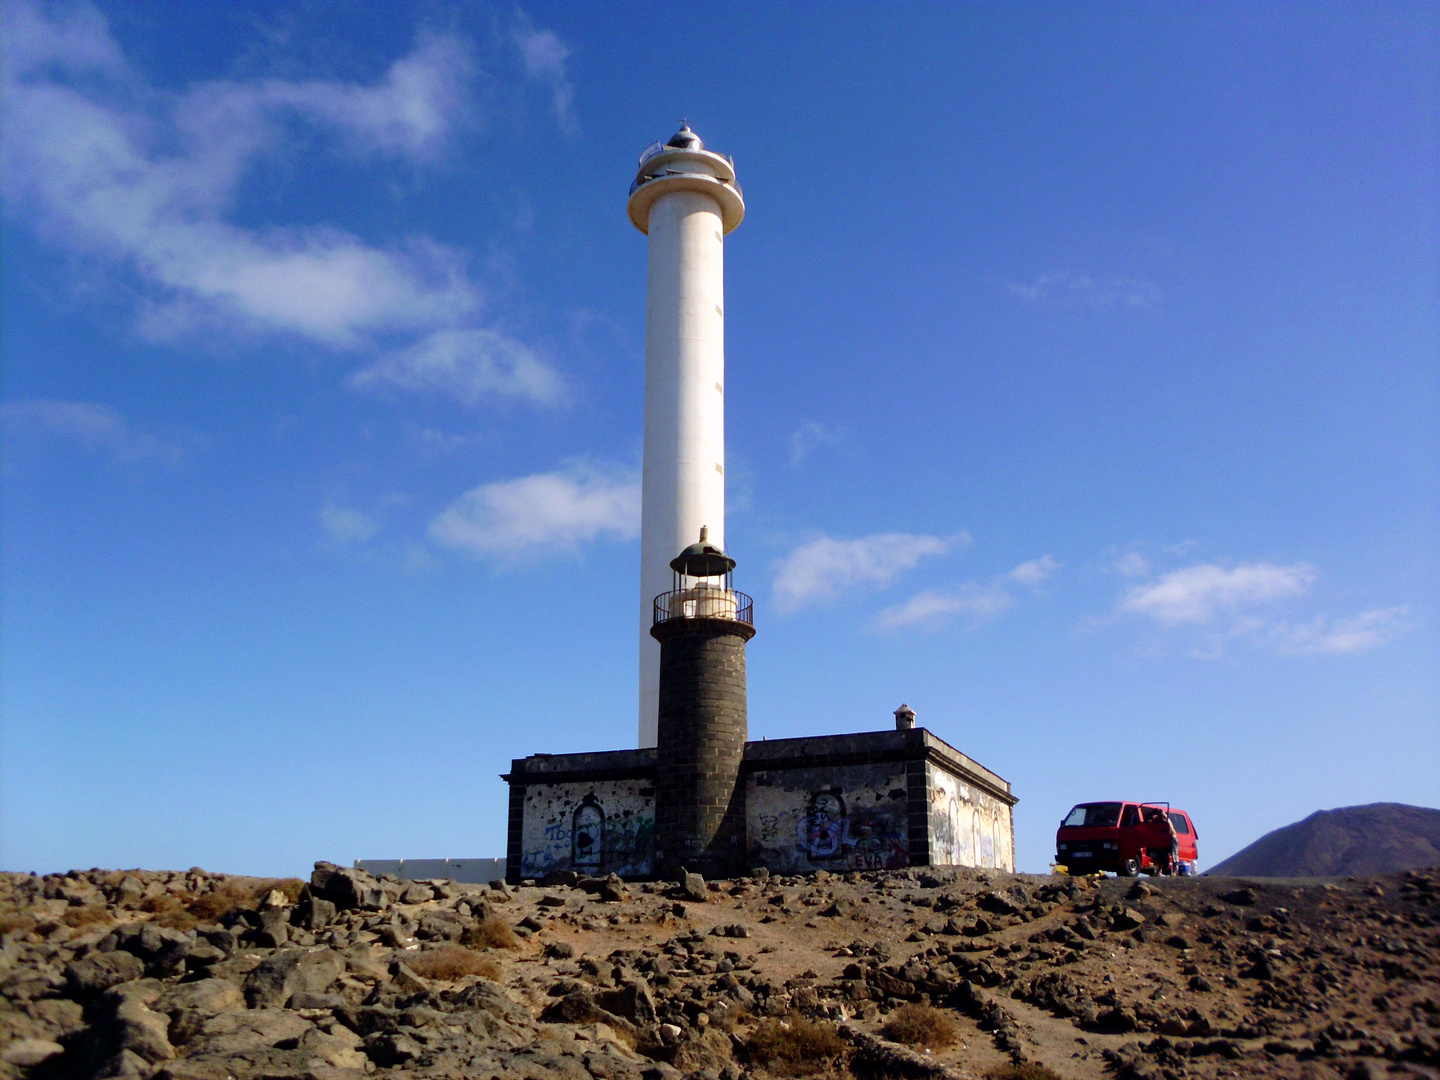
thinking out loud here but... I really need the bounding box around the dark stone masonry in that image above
[652,615,756,882]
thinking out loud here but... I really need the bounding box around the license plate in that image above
[1070,851,1091,858]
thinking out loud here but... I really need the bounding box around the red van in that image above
[1055,801,1199,876]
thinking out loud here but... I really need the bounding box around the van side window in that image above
[1168,811,1190,835]
[1120,805,1140,827]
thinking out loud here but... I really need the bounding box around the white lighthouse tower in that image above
[627,125,745,748]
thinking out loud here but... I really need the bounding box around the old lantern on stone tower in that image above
[651,527,754,880]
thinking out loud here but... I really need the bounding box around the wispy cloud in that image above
[1110,551,1153,578]
[1006,272,1160,309]
[2,2,564,406]
[788,420,841,466]
[350,329,566,407]
[772,532,964,614]
[512,13,577,136]
[1,399,192,465]
[1121,562,1316,625]
[404,425,486,455]
[1115,559,1411,657]
[318,502,380,545]
[1257,607,1415,656]
[874,584,1013,632]
[876,554,1060,633]
[429,462,639,561]
[1008,554,1061,588]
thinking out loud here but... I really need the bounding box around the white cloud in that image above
[350,329,565,406]
[1006,272,1160,309]
[4,0,125,77]
[318,502,379,544]
[1121,562,1316,625]
[772,532,962,613]
[2,2,561,405]
[3,5,478,344]
[1008,554,1061,587]
[788,420,841,465]
[873,584,1013,633]
[244,32,475,157]
[1,399,190,465]
[429,463,639,560]
[512,15,577,136]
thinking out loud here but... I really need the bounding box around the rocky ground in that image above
[1,862,1436,1080]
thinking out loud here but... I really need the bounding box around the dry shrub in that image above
[141,893,197,931]
[710,1003,749,1032]
[155,908,199,931]
[986,1066,1068,1080]
[462,915,518,950]
[746,1016,849,1076]
[163,876,304,927]
[256,878,305,904]
[880,1003,959,1048]
[0,910,37,936]
[63,905,114,929]
[407,945,501,982]
[186,879,256,923]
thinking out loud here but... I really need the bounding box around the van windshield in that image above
[1063,803,1122,828]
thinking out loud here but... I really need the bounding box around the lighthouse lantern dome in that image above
[669,525,734,578]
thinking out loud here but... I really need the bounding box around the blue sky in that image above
[2,1,1436,877]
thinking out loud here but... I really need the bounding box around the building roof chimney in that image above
[894,703,916,731]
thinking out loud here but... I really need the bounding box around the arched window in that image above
[573,797,604,870]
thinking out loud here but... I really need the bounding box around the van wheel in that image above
[1120,858,1139,877]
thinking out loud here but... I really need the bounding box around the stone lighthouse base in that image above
[652,616,755,882]
[501,726,1016,885]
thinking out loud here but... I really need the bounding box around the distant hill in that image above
[1208,802,1440,877]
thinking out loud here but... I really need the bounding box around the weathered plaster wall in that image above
[746,763,911,873]
[518,779,655,879]
[928,766,1014,872]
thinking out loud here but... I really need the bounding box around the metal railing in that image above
[629,170,744,201]
[654,587,753,627]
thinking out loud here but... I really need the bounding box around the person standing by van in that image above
[1158,810,1179,874]
[1142,806,1179,874]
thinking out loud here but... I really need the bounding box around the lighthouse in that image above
[501,128,1017,887]
[627,124,745,749]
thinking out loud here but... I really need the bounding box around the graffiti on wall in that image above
[520,780,654,878]
[928,767,1013,871]
[747,764,910,873]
